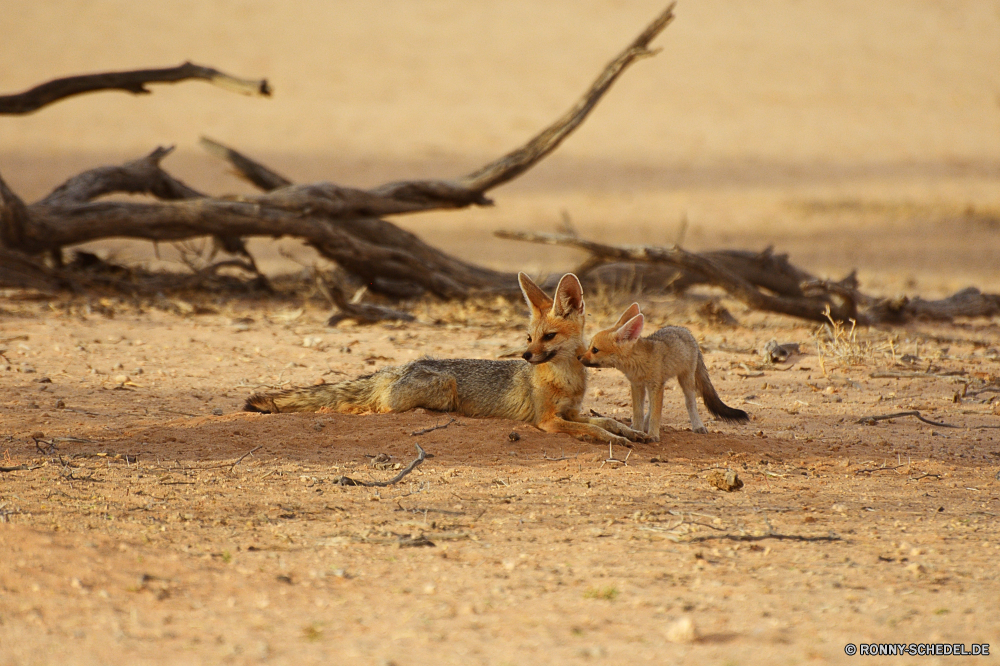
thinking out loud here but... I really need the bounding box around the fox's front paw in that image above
[609,435,632,447]
[693,426,709,434]
[622,427,653,443]
[646,432,661,442]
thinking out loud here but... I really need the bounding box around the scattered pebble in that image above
[707,469,743,492]
[664,616,698,643]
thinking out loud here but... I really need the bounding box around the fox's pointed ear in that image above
[552,273,585,319]
[518,272,552,315]
[614,313,644,342]
[613,303,641,329]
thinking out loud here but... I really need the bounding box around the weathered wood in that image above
[496,230,1000,325]
[495,230,857,323]
[459,4,675,193]
[199,137,292,192]
[0,62,270,115]
[1,6,678,298]
[39,146,202,206]
[0,248,64,291]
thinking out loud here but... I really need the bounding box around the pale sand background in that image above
[2,0,999,290]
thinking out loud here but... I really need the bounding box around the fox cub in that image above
[245,274,647,446]
[579,303,749,439]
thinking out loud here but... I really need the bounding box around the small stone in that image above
[664,616,698,643]
[55,399,66,409]
[20,363,36,373]
[114,374,129,384]
[707,469,743,492]
[211,408,224,416]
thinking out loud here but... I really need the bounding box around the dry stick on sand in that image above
[410,418,457,436]
[337,444,427,487]
[686,533,842,544]
[856,411,959,428]
[0,464,39,473]
[0,62,270,115]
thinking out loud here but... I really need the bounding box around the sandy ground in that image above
[2,1,1000,664]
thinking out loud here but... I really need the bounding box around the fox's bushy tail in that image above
[244,373,382,414]
[695,355,750,424]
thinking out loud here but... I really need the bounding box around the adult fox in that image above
[245,273,647,446]
[580,303,749,439]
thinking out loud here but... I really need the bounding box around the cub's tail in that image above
[695,355,750,424]
[244,372,382,414]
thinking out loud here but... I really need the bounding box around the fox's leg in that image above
[538,416,632,446]
[385,367,458,413]
[646,382,664,441]
[630,382,646,431]
[586,416,650,442]
[677,372,707,434]
[558,410,649,443]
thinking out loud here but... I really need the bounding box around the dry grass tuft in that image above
[814,308,896,375]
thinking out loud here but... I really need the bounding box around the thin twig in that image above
[229,446,262,473]
[686,533,842,543]
[1,464,39,473]
[338,444,427,487]
[856,411,958,428]
[855,464,909,475]
[411,418,457,436]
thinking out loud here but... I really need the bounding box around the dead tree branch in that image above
[495,230,857,323]
[495,230,1000,325]
[199,137,292,192]
[458,4,675,193]
[0,62,270,115]
[0,6,676,299]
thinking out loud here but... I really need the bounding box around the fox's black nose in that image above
[522,351,532,361]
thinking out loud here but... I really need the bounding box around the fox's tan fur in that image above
[245,274,647,446]
[580,303,749,439]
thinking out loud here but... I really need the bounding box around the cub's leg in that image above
[629,382,647,432]
[677,371,707,434]
[645,381,666,441]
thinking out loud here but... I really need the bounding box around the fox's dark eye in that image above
[542,332,557,341]
[591,347,599,354]
[526,335,532,343]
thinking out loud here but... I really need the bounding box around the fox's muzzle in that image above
[523,350,556,364]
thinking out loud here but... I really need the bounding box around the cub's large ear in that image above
[518,272,552,315]
[614,313,644,342]
[612,303,641,329]
[552,273,585,319]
